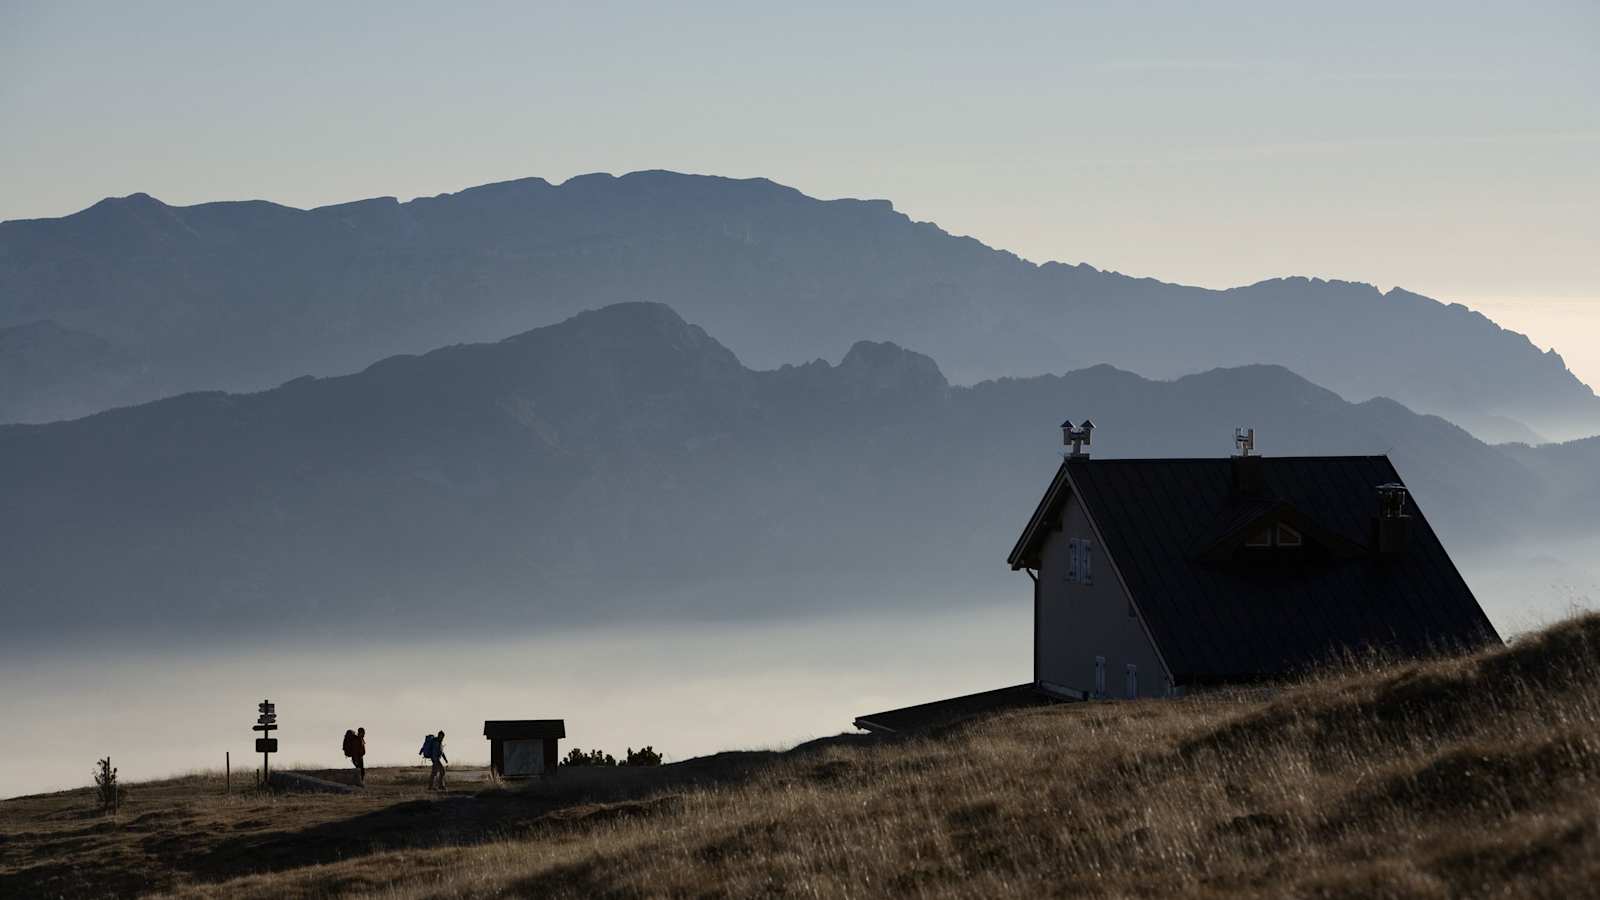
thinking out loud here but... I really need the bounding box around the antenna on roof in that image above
[1233,427,1255,457]
[1062,419,1094,459]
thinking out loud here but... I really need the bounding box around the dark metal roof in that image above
[483,719,566,740]
[1010,456,1500,683]
[853,684,1063,734]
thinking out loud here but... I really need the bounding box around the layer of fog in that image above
[1460,535,1600,637]
[7,543,1596,801]
[1,600,1029,800]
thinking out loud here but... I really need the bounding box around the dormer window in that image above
[1244,522,1302,549]
[1191,496,1368,566]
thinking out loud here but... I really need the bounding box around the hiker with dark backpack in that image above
[420,730,448,790]
[341,728,361,785]
[342,727,367,786]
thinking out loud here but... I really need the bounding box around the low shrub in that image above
[624,746,663,766]
[93,756,119,814]
[561,747,617,767]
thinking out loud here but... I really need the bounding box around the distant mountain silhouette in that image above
[2,171,1594,440]
[0,303,1574,643]
[0,320,148,422]
[1500,434,1600,533]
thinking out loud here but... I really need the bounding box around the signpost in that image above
[254,699,278,782]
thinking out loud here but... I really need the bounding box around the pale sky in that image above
[4,1,1598,385]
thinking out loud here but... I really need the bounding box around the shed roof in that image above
[853,684,1062,734]
[1010,456,1499,683]
[483,719,566,740]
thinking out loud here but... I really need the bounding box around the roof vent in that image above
[1062,419,1094,458]
[1231,427,1264,494]
[1375,482,1410,555]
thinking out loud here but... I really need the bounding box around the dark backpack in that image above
[342,730,356,758]
[419,735,436,759]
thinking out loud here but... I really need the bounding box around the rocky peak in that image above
[837,340,948,398]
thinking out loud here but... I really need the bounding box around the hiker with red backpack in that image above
[342,727,367,786]
[420,730,448,790]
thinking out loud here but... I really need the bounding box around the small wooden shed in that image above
[483,719,565,777]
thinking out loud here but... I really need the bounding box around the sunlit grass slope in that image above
[159,613,1600,899]
[7,616,1598,898]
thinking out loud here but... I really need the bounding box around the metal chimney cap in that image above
[1062,418,1093,456]
[1377,482,1410,518]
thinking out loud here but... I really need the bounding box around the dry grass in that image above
[9,615,1600,899]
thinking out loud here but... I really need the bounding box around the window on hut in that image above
[1066,538,1095,584]
[1245,523,1303,549]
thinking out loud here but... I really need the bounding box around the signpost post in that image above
[253,699,278,783]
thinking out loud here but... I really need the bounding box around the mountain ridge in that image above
[3,171,1594,441]
[0,302,1577,645]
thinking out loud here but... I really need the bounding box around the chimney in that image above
[1374,482,1410,555]
[1062,419,1094,458]
[1230,427,1264,494]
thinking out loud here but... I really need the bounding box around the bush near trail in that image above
[559,746,664,768]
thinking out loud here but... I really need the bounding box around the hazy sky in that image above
[4,2,1597,380]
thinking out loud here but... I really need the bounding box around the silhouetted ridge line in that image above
[1,301,1583,646]
[2,170,1594,441]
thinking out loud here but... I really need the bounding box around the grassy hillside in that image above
[7,615,1600,899]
